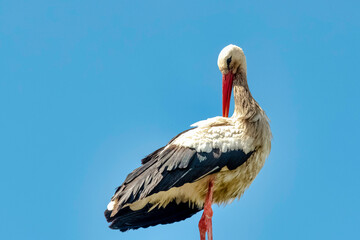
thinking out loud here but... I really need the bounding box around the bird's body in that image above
[105,45,272,239]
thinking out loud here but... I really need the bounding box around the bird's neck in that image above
[232,71,259,119]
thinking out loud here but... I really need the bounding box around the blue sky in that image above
[1,0,359,239]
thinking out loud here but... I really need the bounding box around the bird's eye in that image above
[227,56,232,69]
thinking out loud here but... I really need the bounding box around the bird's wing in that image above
[108,122,254,215]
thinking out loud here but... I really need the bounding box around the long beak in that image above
[222,72,234,117]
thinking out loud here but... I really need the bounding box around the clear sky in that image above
[1,0,359,239]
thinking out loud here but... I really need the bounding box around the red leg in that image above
[199,177,215,240]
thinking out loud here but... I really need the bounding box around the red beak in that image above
[222,72,234,117]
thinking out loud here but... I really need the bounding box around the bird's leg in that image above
[199,176,215,240]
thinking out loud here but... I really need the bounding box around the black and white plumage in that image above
[104,45,272,236]
[105,136,253,231]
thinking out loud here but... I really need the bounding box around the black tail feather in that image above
[105,201,202,232]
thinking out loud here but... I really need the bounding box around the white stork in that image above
[105,44,272,240]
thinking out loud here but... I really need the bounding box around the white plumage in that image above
[171,117,255,153]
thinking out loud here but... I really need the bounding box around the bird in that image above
[104,44,272,240]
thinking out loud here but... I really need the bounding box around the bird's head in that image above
[217,44,247,117]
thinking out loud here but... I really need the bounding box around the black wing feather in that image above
[117,145,253,206]
[105,201,202,232]
[106,127,254,231]
[150,148,253,195]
